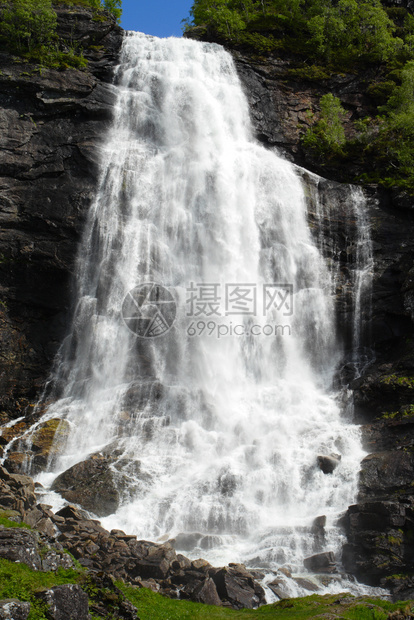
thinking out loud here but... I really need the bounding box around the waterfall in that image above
[31,33,372,595]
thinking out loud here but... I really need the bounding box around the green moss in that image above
[52,0,102,7]
[285,65,331,81]
[380,375,414,388]
[380,404,414,420]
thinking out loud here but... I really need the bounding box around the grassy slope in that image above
[0,555,408,620]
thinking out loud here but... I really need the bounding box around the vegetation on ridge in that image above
[0,0,122,69]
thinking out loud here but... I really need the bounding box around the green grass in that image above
[0,558,82,620]
[117,585,411,620]
[0,557,411,620]
[0,511,31,528]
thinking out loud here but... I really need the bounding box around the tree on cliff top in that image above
[0,0,122,67]
[185,0,403,65]
[1,0,56,52]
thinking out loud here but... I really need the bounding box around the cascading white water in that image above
[31,32,372,595]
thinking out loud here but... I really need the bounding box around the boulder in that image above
[294,577,320,592]
[35,585,89,620]
[82,572,140,619]
[317,454,341,474]
[29,419,71,472]
[0,600,30,620]
[303,551,337,574]
[209,564,266,609]
[0,466,38,517]
[51,453,120,517]
[2,454,28,475]
[0,528,41,570]
[181,576,222,606]
[267,577,291,599]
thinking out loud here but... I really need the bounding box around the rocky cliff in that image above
[0,7,122,420]
[1,3,414,605]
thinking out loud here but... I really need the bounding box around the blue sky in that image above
[120,0,194,38]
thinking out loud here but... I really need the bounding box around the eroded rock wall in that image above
[0,8,123,419]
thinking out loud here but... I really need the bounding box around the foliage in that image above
[0,0,57,53]
[184,0,407,67]
[182,1,414,192]
[53,0,102,7]
[188,0,247,38]
[302,93,346,158]
[53,0,121,20]
[0,0,122,69]
[102,0,122,22]
[377,60,414,187]
[367,79,397,105]
[297,58,414,194]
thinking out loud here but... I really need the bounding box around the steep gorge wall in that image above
[0,8,123,419]
[233,51,414,368]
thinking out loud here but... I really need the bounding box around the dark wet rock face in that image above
[341,500,414,590]
[3,418,71,475]
[0,8,123,420]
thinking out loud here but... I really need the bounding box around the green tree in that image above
[382,61,414,178]
[103,0,122,22]
[1,0,56,52]
[302,93,346,156]
[356,0,401,61]
[306,0,399,62]
[189,0,246,38]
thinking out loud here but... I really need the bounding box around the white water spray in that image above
[31,33,373,594]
